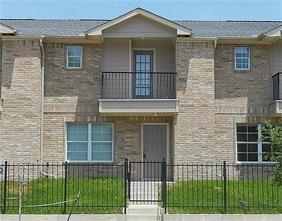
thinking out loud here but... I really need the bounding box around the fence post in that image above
[2,161,8,214]
[63,161,68,214]
[124,159,128,214]
[223,161,227,214]
[128,161,131,201]
[162,158,167,214]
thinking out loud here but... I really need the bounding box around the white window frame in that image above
[66,123,114,163]
[236,124,272,164]
[234,47,250,71]
[66,45,82,69]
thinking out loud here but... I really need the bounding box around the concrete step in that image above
[126,214,159,221]
[127,204,161,215]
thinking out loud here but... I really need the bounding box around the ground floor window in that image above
[236,124,272,163]
[67,123,113,162]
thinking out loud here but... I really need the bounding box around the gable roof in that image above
[0,23,16,34]
[0,8,281,38]
[263,24,282,37]
[85,8,192,36]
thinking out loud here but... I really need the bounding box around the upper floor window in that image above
[236,124,272,163]
[235,47,250,71]
[67,45,82,69]
[67,123,113,162]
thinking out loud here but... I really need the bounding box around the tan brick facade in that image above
[0,39,42,164]
[0,38,281,165]
[174,40,216,164]
[214,44,282,163]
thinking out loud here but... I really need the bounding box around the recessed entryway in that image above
[142,124,168,179]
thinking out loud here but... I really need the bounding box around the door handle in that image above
[143,153,147,160]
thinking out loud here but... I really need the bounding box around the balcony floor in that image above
[99,99,179,116]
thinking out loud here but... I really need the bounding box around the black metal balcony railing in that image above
[101,72,176,99]
[272,72,282,101]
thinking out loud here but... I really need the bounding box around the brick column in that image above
[174,39,216,164]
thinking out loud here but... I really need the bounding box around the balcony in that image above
[99,72,178,115]
[270,72,282,116]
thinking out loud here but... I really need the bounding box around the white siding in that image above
[103,15,176,38]
[103,38,130,72]
[272,39,282,75]
[132,39,175,72]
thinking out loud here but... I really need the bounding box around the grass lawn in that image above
[166,180,282,214]
[0,177,125,214]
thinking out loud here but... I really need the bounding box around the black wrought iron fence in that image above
[0,160,281,214]
[0,162,127,214]
[101,72,176,99]
[167,162,281,214]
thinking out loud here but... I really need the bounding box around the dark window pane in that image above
[238,153,247,161]
[248,133,258,142]
[248,153,258,161]
[237,143,247,152]
[237,125,247,132]
[237,133,247,142]
[262,143,272,152]
[248,126,258,133]
[248,144,258,152]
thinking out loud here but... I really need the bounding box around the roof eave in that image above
[84,8,192,37]
[0,23,17,35]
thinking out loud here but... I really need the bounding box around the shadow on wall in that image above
[1,40,41,91]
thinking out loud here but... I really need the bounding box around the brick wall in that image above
[214,44,282,163]
[43,42,173,164]
[0,39,42,164]
[174,39,216,164]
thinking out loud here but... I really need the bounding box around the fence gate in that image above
[128,161,166,205]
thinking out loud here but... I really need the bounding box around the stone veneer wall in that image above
[174,39,216,164]
[0,39,42,164]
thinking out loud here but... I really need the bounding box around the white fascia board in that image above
[85,8,192,37]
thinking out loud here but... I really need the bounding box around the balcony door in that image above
[133,51,153,98]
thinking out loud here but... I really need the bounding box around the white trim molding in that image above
[0,23,16,34]
[84,8,192,36]
[98,99,179,116]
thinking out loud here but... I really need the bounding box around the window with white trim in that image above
[67,123,113,162]
[67,45,82,69]
[235,47,250,70]
[236,124,272,163]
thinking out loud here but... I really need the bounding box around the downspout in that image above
[39,37,45,164]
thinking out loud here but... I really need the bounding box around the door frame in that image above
[132,48,156,72]
[132,49,155,99]
[140,123,170,164]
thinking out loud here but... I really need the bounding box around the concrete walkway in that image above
[1,214,282,221]
[129,181,160,204]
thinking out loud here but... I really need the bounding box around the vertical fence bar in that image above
[128,162,131,201]
[162,158,167,214]
[63,161,68,214]
[223,161,227,214]
[2,161,8,214]
[124,159,128,214]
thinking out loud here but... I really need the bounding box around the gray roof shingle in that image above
[0,19,281,38]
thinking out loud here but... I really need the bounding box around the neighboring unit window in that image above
[235,47,250,70]
[67,45,82,69]
[67,123,113,162]
[236,124,272,163]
